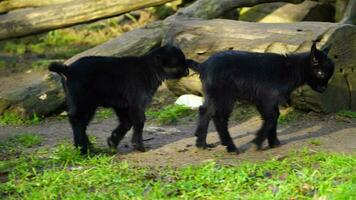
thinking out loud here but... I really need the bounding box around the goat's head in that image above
[153,44,189,79]
[306,42,335,93]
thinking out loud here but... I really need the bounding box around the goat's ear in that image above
[310,42,319,66]
[322,44,332,54]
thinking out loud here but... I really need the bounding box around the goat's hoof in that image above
[251,138,264,151]
[226,145,240,154]
[80,147,89,155]
[133,144,146,152]
[195,140,207,149]
[107,137,118,149]
[196,142,216,149]
[269,140,284,148]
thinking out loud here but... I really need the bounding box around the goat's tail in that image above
[186,59,201,72]
[48,62,68,76]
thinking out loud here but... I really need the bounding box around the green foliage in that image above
[146,104,195,125]
[0,147,355,199]
[2,42,26,54]
[337,110,356,119]
[0,111,42,125]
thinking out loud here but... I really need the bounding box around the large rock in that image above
[164,19,356,112]
[0,71,65,118]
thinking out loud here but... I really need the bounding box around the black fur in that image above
[190,42,334,153]
[49,44,189,154]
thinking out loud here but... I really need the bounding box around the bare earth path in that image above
[1,113,355,166]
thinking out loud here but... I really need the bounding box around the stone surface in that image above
[175,94,204,109]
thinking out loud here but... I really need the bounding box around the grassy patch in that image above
[0,133,42,157]
[30,59,54,71]
[309,139,322,146]
[0,111,41,126]
[146,104,196,125]
[337,110,356,119]
[278,108,303,124]
[230,103,258,122]
[95,108,114,120]
[0,146,355,199]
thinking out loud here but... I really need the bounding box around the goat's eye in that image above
[316,71,326,79]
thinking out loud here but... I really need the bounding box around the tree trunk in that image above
[0,0,175,40]
[163,19,356,112]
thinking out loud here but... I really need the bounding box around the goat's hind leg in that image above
[195,105,214,149]
[129,107,146,152]
[107,108,132,149]
[68,106,96,154]
[212,113,239,153]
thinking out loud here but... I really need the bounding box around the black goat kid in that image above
[49,44,189,154]
[188,42,334,153]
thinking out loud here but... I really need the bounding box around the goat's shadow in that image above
[109,114,355,155]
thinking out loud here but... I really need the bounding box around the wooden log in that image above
[163,19,356,112]
[340,0,356,24]
[0,0,71,14]
[0,0,175,40]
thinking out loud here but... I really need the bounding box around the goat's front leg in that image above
[253,103,280,150]
[107,108,132,149]
[129,107,146,152]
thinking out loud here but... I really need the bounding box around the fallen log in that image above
[0,0,71,14]
[0,0,175,40]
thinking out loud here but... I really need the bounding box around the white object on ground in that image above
[175,94,203,109]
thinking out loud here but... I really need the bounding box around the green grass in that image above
[146,104,196,125]
[95,108,114,120]
[0,111,41,125]
[30,59,54,71]
[0,133,42,157]
[0,145,354,199]
[337,110,356,119]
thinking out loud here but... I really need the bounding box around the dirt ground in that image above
[1,108,355,167]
